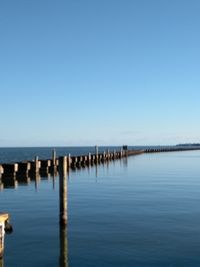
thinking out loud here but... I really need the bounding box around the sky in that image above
[0,0,200,147]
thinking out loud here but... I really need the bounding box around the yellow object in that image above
[0,214,9,259]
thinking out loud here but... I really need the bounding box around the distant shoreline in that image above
[176,143,200,147]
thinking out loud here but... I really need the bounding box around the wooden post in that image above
[67,154,71,170]
[0,166,3,180]
[95,145,98,164]
[113,150,116,159]
[107,149,110,160]
[52,149,56,166]
[87,153,91,166]
[0,214,10,259]
[95,145,98,155]
[59,157,68,226]
[120,148,123,158]
[35,156,39,174]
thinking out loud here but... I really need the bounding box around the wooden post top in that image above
[0,214,9,223]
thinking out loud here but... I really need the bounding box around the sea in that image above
[1,147,200,267]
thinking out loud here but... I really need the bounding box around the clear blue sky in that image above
[0,0,200,146]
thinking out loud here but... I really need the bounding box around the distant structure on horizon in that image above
[176,143,200,147]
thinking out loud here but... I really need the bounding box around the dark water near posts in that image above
[1,148,200,266]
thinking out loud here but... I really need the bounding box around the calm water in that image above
[1,149,200,266]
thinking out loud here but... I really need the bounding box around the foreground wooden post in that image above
[0,213,10,259]
[59,157,68,226]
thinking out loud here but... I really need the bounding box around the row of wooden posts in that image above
[1,146,200,179]
[0,148,131,179]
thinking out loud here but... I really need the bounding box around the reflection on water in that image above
[1,176,18,189]
[0,170,60,192]
[59,226,68,267]
[122,157,128,168]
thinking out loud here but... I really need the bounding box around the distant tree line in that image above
[176,143,200,147]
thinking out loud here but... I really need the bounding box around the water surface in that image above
[1,150,200,266]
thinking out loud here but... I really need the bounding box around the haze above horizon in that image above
[0,0,200,147]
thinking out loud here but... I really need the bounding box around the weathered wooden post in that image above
[103,151,106,161]
[35,156,40,174]
[123,145,128,157]
[120,148,123,158]
[0,165,3,179]
[59,157,68,226]
[67,154,71,170]
[52,149,56,167]
[87,153,91,166]
[107,149,110,160]
[0,213,12,259]
[95,145,99,164]
[0,167,3,190]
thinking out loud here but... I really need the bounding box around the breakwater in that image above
[0,148,139,187]
[0,146,199,185]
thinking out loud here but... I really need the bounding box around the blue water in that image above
[1,149,200,266]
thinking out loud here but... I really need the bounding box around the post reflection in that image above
[59,225,68,267]
[52,172,56,190]
[0,180,4,191]
[95,164,98,179]
[122,157,128,168]
[16,175,31,185]
[1,175,18,189]
[34,173,41,191]
[0,258,4,267]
